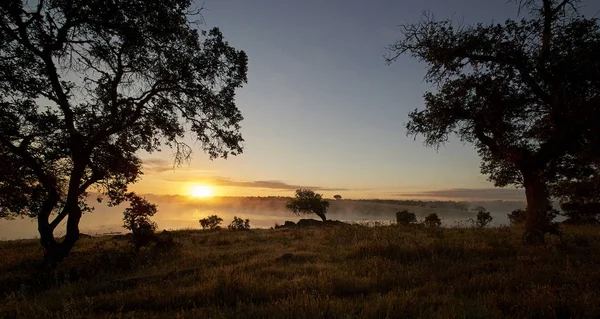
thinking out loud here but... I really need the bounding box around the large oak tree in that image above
[0,0,248,264]
[387,0,600,243]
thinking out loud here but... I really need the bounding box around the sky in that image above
[128,0,598,201]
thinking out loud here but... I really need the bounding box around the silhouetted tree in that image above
[228,216,250,230]
[122,193,158,250]
[396,210,417,225]
[286,189,330,222]
[0,0,248,264]
[334,194,342,200]
[424,213,442,228]
[199,215,223,230]
[508,209,526,226]
[475,210,493,228]
[387,0,600,243]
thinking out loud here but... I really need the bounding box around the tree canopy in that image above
[0,0,248,263]
[387,0,600,243]
[286,189,330,222]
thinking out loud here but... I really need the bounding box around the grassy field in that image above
[1,223,600,318]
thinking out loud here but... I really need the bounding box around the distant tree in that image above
[386,0,600,243]
[228,216,250,230]
[508,209,527,225]
[0,0,247,264]
[334,195,342,200]
[475,211,493,228]
[424,213,442,228]
[122,193,158,250]
[286,189,330,222]
[199,215,223,230]
[396,210,417,225]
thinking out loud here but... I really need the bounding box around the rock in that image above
[296,219,323,227]
[284,221,296,227]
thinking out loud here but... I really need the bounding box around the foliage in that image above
[396,210,417,225]
[199,215,223,230]
[334,194,342,200]
[122,193,158,249]
[0,0,248,262]
[424,213,442,228]
[475,210,493,228]
[286,189,330,222]
[553,176,600,224]
[386,0,600,243]
[508,209,526,225]
[228,216,250,231]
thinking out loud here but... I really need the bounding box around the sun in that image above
[191,185,213,198]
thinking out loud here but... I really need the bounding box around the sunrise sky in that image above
[128,0,599,201]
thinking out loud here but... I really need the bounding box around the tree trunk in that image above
[317,213,327,222]
[40,205,82,267]
[522,172,552,244]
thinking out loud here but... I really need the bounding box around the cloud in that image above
[393,188,525,201]
[142,158,174,174]
[141,158,217,175]
[161,175,349,191]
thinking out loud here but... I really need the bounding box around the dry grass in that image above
[1,224,600,318]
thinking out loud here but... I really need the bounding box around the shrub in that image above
[424,213,442,228]
[199,215,223,230]
[122,193,158,250]
[508,209,526,225]
[228,216,250,230]
[475,210,493,228]
[396,210,417,225]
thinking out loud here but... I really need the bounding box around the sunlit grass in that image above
[1,224,599,318]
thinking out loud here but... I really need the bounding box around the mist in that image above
[0,195,527,240]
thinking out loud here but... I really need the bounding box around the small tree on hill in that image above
[334,195,342,200]
[199,215,223,230]
[424,213,442,228]
[286,189,330,222]
[396,210,417,225]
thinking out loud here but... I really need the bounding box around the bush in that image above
[396,210,417,225]
[508,209,526,225]
[475,210,493,228]
[122,193,158,250]
[424,213,442,228]
[199,215,223,230]
[228,216,250,230]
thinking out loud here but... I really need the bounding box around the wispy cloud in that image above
[161,175,348,191]
[142,158,174,174]
[142,158,217,175]
[393,188,525,201]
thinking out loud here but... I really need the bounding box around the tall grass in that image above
[1,224,599,318]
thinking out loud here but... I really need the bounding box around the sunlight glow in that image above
[191,185,213,198]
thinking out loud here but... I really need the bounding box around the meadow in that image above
[1,222,600,319]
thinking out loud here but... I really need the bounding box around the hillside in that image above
[2,224,599,318]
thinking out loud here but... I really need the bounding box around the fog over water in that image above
[0,195,527,240]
